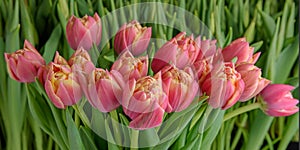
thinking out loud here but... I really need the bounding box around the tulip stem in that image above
[223,103,261,122]
[130,129,139,150]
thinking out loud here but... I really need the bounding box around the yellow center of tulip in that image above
[94,69,109,80]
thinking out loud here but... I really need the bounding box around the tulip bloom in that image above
[236,63,270,101]
[258,84,299,117]
[222,38,260,65]
[76,68,123,112]
[151,32,201,73]
[202,62,245,109]
[44,62,82,109]
[66,13,102,51]
[114,20,152,56]
[68,47,95,73]
[161,66,199,112]
[5,40,45,83]
[122,72,169,130]
[111,51,148,81]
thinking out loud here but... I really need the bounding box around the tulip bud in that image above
[236,63,270,101]
[202,62,245,110]
[4,40,45,83]
[114,20,152,56]
[76,68,123,112]
[44,62,82,109]
[122,72,169,130]
[151,32,200,73]
[111,51,148,81]
[66,13,102,51]
[161,66,198,112]
[258,84,299,117]
[222,37,260,65]
[68,47,95,73]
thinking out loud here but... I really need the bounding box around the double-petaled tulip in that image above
[111,51,148,81]
[66,13,102,51]
[76,68,123,112]
[68,47,95,73]
[258,84,299,117]
[161,66,198,112]
[236,63,270,101]
[122,72,169,130]
[151,32,200,73]
[44,54,82,108]
[114,20,152,56]
[202,62,245,109]
[5,40,45,83]
[222,38,260,65]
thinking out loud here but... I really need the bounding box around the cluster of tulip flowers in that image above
[4,13,298,130]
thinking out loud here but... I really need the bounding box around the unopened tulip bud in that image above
[66,13,102,51]
[258,84,299,117]
[114,20,151,56]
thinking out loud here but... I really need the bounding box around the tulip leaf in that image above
[66,108,85,150]
[258,9,275,39]
[251,41,264,53]
[79,127,98,150]
[273,36,299,83]
[139,128,160,148]
[277,113,299,150]
[223,27,232,48]
[43,24,62,63]
[104,118,120,150]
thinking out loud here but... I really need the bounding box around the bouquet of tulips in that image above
[1,1,299,149]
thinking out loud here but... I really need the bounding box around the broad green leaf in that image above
[251,41,264,53]
[223,27,232,48]
[20,0,38,45]
[276,0,290,55]
[258,9,275,39]
[277,113,299,150]
[139,128,160,148]
[43,24,62,63]
[66,109,85,150]
[273,36,299,83]
[285,2,295,38]
[79,127,98,150]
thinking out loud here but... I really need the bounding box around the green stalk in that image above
[223,103,261,122]
[130,129,139,149]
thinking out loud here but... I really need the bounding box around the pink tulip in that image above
[44,62,82,109]
[161,66,199,112]
[76,68,123,112]
[66,13,102,51]
[111,51,148,81]
[68,47,95,73]
[4,40,45,83]
[258,84,299,117]
[114,20,152,56]
[202,62,245,110]
[122,72,169,130]
[222,38,260,65]
[151,32,200,73]
[236,63,270,101]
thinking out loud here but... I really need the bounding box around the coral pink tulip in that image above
[202,62,245,109]
[111,51,148,81]
[44,62,82,109]
[76,68,123,112]
[66,13,102,51]
[122,72,169,130]
[236,63,270,101]
[5,40,45,83]
[151,32,200,73]
[258,84,299,117]
[161,66,199,112]
[222,38,260,65]
[114,20,152,56]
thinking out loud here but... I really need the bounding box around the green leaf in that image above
[20,0,38,45]
[273,36,299,83]
[43,24,62,63]
[139,128,160,148]
[251,41,264,53]
[285,2,295,38]
[79,127,98,150]
[258,9,275,39]
[277,113,299,150]
[223,27,232,48]
[66,109,85,150]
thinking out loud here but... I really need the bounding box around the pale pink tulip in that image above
[258,84,299,117]
[161,66,198,112]
[151,32,200,73]
[4,40,45,83]
[111,51,148,81]
[68,47,95,73]
[236,63,270,101]
[121,72,169,130]
[66,13,102,51]
[114,20,152,56]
